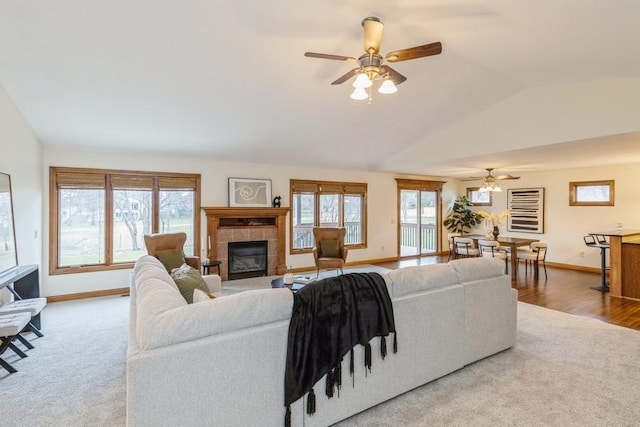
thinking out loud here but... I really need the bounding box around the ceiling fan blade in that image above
[331,68,359,85]
[362,17,384,54]
[460,176,484,182]
[385,42,443,62]
[305,52,357,62]
[494,175,520,180]
[383,65,407,85]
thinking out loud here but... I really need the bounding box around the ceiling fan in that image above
[304,17,442,101]
[461,168,520,192]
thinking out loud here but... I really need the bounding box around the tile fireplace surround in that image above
[202,207,290,281]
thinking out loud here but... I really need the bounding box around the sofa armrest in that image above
[203,274,221,293]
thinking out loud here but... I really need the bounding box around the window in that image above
[466,187,492,206]
[50,167,201,274]
[290,180,367,253]
[569,180,614,206]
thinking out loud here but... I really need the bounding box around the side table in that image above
[202,260,221,276]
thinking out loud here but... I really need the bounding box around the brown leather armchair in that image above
[143,232,201,271]
[312,227,348,278]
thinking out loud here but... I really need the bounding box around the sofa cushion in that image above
[156,250,186,272]
[386,263,459,298]
[137,288,293,350]
[448,257,506,283]
[320,240,340,257]
[171,264,208,303]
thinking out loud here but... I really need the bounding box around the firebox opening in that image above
[227,240,268,280]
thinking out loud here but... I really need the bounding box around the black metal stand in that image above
[589,244,609,292]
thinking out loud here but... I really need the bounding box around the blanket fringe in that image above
[306,388,316,415]
[336,359,342,394]
[326,365,334,398]
[326,359,344,399]
[350,349,355,387]
[381,336,387,360]
[393,332,398,353]
[364,343,372,374]
[285,406,291,427]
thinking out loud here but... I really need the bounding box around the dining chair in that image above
[447,232,462,261]
[454,237,480,258]
[478,239,508,274]
[517,242,548,279]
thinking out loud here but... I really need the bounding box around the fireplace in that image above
[227,240,268,280]
[202,207,290,281]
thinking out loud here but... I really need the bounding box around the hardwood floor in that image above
[374,255,640,331]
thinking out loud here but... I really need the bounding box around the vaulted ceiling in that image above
[1,1,639,178]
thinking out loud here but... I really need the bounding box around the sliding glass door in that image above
[396,179,444,257]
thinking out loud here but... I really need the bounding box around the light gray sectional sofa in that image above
[127,255,517,427]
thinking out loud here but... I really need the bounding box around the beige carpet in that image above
[1,291,639,426]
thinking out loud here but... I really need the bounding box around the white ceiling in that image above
[1,1,639,178]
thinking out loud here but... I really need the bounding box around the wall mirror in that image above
[0,172,18,276]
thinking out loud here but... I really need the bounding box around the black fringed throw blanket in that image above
[284,272,396,426]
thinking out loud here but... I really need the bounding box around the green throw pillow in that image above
[156,250,186,272]
[320,240,340,258]
[171,266,208,304]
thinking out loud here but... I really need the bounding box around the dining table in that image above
[465,234,540,281]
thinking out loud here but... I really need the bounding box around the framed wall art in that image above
[466,187,492,206]
[228,177,272,207]
[507,187,545,233]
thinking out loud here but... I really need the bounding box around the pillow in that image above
[156,250,186,272]
[320,240,340,258]
[193,288,216,303]
[170,264,208,303]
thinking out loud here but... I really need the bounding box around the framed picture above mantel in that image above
[228,177,272,207]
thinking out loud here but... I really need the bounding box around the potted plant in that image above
[444,196,483,234]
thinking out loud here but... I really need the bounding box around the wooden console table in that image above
[0,265,41,328]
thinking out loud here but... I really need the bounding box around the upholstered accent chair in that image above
[312,227,348,278]
[143,232,201,271]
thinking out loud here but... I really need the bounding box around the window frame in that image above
[569,180,615,206]
[466,187,492,206]
[289,179,367,254]
[49,167,201,275]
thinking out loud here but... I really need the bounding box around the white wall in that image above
[0,84,43,272]
[43,147,457,296]
[42,146,640,297]
[459,164,640,270]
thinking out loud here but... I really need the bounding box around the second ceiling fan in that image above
[304,17,442,100]
[462,168,520,192]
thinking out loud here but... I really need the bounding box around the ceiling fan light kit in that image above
[463,168,520,192]
[378,78,398,94]
[479,180,502,192]
[350,87,369,100]
[305,16,442,102]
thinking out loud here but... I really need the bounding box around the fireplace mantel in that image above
[202,207,290,280]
